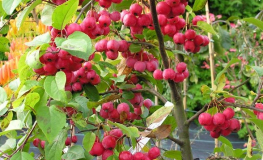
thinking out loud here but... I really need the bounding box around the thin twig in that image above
[167,135,183,146]
[74,0,94,23]
[241,111,255,140]
[0,0,36,30]
[9,122,37,158]
[251,80,263,106]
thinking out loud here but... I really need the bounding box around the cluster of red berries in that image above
[81,10,121,39]
[198,98,241,138]
[173,29,209,53]
[155,0,188,36]
[95,39,129,60]
[89,129,123,160]
[124,51,159,72]
[119,147,160,160]
[254,103,263,120]
[51,0,84,5]
[34,47,84,76]
[153,62,189,82]
[120,4,152,38]
[32,138,46,149]
[100,85,154,123]
[65,135,78,146]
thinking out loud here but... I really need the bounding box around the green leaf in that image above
[0,138,16,153]
[0,1,7,18]
[122,91,134,100]
[128,126,140,137]
[83,132,96,152]
[56,32,94,60]
[44,76,67,102]
[218,26,231,50]
[0,37,9,52]
[52,0,78,30]
[16,0,41,29]
[197,21,218,35]
[216,74,226,91]
[97,61,117,71]
[41,4,55,26]
[163,116,177,132]
[62,145,85,160]
[11,151,34,160]
[218,136,233,148]
[55,71,66,91]
[45,129,67,160]
[129,43,142,53]
[18,80,38,98]
[146,106,174,126]
[192,0,207,12]
[83,84,100,101]
[213,34,225,55]
[0,120,23,136]
[249,118,263,133]
[0,87,7,103]
[214,58,241,83]
[163,150,182,159]
[25,33,51,47]
[243,17,263,30]
[18,53,35,82]
[251,66,263,77]
[109,0,133,12]
[118,84,135,89]
[255,127,263,152]
[2,0,21,15]
[26,50,43,69]
[36,105,66,143]
[25,92,40,110]
[110,75,126,84]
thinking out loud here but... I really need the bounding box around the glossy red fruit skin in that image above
[89,142,105,156]
[117,103,130,114]
[109,129,123,140]
[102,135,117,150]
[213,113,226,126]
[71,135,78,143]
[221,129,232,136]
[40,141,45,149]
[198,113,213,126]
[229,118,241,132]
[223,108,235,120]
[123,13,137,27]
[210,131,220,138]
[102,150,114,160]
[173,33,185,44]
[65,137,71,146]
[153,69,163,80]
[107,40,120,52]
[133,152,145,160]
[33,138,40,147]
[184,40,195,52]
[254,103,263,115]
[134,61,146,72]
[148,147,161,159]
[194,35,204,46]
[156,2,171,16]
[176,62,187,73]
[163,68,176,80]
[129,3,143,16]
[184,29,196,40]
[119,151,133,160]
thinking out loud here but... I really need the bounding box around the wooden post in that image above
[205,1,218,157]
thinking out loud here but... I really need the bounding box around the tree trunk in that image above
[169,82,193,160]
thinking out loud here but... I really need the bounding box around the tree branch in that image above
[167,135,184,146]
[74,0,94,23]
[251,80,263,106]
[9,122,37,158]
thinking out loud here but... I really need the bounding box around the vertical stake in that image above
[205,1,218,157]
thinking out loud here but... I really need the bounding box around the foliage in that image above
[0,0,263,160]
